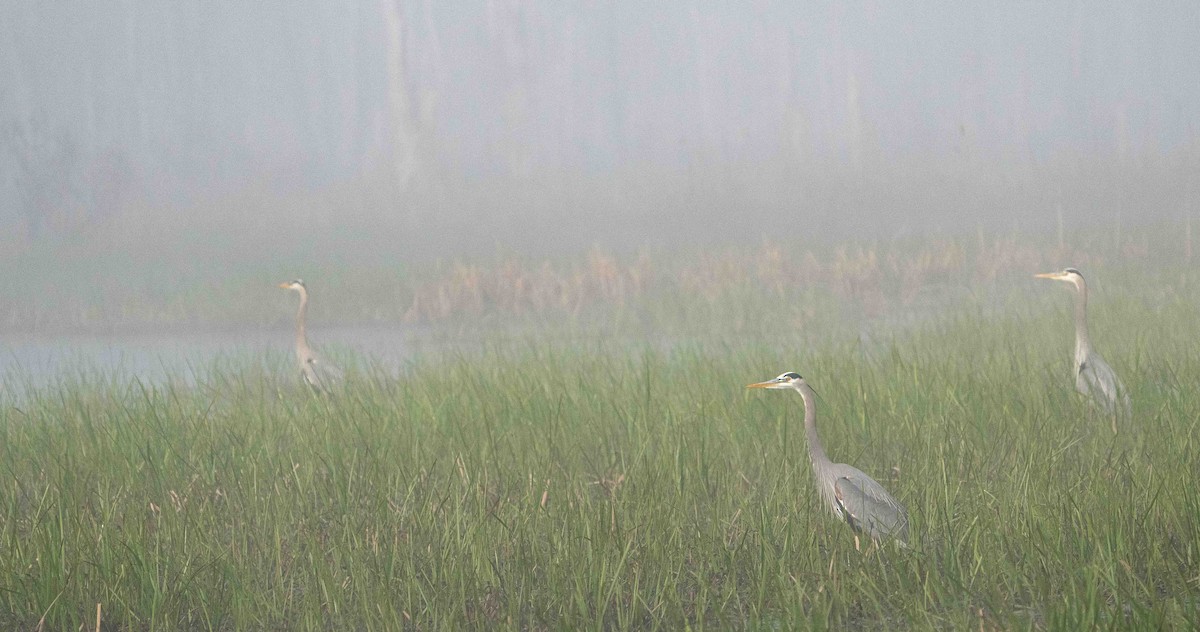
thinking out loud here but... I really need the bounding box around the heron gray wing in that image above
[301,354,342,393]
[1078,353,1130,416]
[833,470,909,544]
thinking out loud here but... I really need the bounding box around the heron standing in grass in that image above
[279,279,342,393]
[1035,268,1130,421]
[747,372,908,547]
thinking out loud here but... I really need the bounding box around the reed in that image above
[0,236,1196,629]
[0,222,1181,335]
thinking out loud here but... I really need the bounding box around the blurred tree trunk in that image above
[381,0,424,192]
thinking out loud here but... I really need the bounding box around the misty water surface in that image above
[0,326,429,389]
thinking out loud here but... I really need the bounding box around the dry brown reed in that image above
[398,235,1113,324]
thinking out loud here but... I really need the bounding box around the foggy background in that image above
[2,2,1198,259]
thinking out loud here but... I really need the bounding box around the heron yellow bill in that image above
[746,380,775,389]
[278,282,292,289]
[1034,272,1062,279]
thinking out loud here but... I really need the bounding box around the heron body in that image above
[748,372,908,545]
[279,279,342,393]
[1035,268,1130,417]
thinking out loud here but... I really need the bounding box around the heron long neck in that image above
[294,288,310,350]
[1072,281,1091,360]
[796,383,832,469]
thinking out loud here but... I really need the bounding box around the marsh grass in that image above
[1,227,1199,629]
[1,263,1199,630]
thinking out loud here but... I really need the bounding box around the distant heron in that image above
[279,279,342,393]
[1035,268,1130,419]
[747,372,908,546]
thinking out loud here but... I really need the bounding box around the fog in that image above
[3,2,1198,261]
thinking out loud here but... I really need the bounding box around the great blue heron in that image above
[747,372,908,546]
[1035,268,1131,419]
[279,279,342,393]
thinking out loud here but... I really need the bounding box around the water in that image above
[0,291,972,391]
[0,325,443,389]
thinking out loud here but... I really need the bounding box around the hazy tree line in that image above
[1,2,1197,253]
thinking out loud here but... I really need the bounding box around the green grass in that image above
[1,240,1199,629]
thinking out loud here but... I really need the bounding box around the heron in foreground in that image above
[279,279,342,393]
[747,372,908,547]
[1035,268,1130,419]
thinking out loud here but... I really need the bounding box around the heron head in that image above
[279,279,306,292]
[747,372,804,390]
[1034,267,1084,291]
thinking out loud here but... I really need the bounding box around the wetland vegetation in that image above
[1,226,1198,629]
